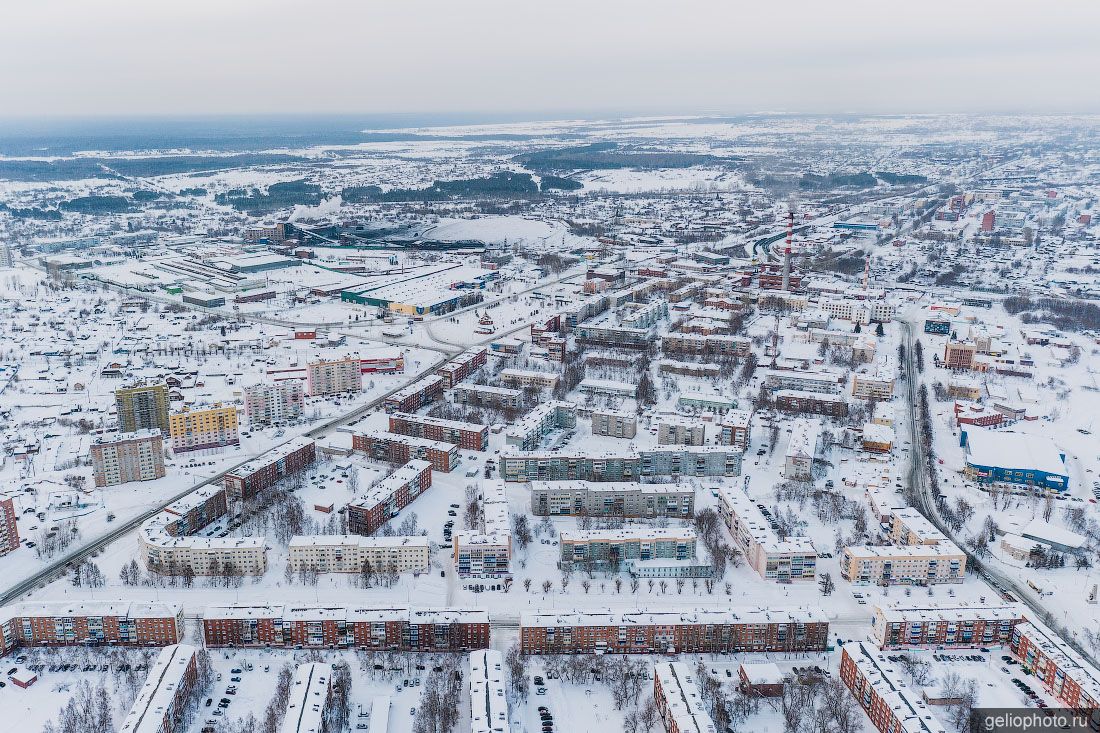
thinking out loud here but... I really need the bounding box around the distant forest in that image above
[515,142,727,171]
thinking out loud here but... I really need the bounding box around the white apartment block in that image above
[820,298,895,324]
[717,488,817,582]
[288,535,430,574]
[243,380,304,426]
[306,357,362,397]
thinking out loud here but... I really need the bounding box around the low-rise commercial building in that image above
[90,429,165,487]
[717,488,817,582]
[288,535,430,574]
[961,428,1070,492]
[519,607,828,655]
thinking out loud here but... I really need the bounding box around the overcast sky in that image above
[4,0,1100,119]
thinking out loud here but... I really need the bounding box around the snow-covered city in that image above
[3,3,1100,733]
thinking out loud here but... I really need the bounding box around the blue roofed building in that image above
[960,429,1069,492]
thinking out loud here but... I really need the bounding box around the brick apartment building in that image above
[352,431,458,472]
[840,641,948,733]
[201,605,490,652]
[118,644,198,733]
[388,412,488,451]
[519,607,828,655]
[347,460,433,536]
[223,437,317,501]
[383,375,443,413]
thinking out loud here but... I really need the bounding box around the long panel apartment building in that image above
[289,535,430,574]
[306,356,363,397]
[384,374,444,413]
[352,431,458,472]
[452,383,521,410]
[453,480,511,577]
[840,543,966,586]
[840,641,948,733]
[870,603,1023,650]
[519,607,828,655]
[202,604,490,652]
[470,650,510,733]
[279,663,333,733]
[139,486,267,576]
[717,488,817,582]
[661,333,751,357]
[0,601,184,654]
[504,401,577,450]
[1010,618,1100,711]
[762,369,845,395]
[118,644,199,733]
[500,446,741,482]
[389,412,488,451]
[438,348,488,389]
[529,480,695,519]
[346,460,433,536]
[223,436,317,501]
[653,662,717,733]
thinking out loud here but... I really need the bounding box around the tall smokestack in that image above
[781,208,794,291]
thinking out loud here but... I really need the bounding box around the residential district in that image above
[0,114,1099,733]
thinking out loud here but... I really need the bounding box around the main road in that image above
[899,313,1100,669]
